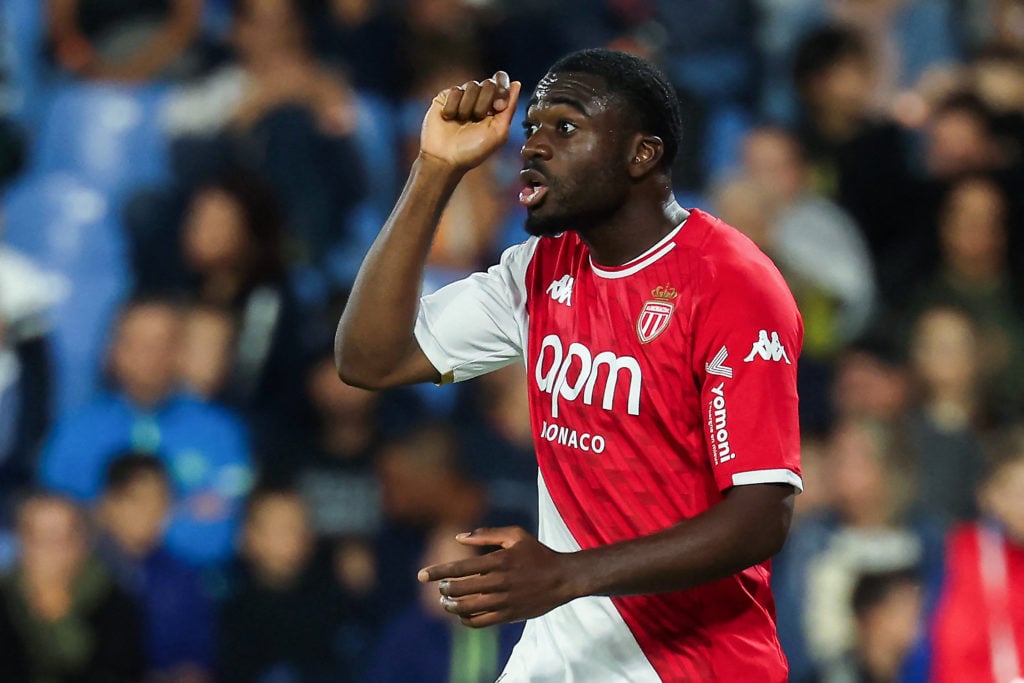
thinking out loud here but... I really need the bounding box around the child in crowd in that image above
[95,452,214,681]
[931,428,1024,683]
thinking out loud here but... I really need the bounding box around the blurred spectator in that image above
[737,126,878,358]
[457,365,538,532]
[310,0,404,99]
[756,0,960,124]
[792,26,915,269]
[907,177,1024,416]
[652,0,757,105]
[972,45,1024,153]
[400,0,484,101]
[374,423,528,622]
[0,494,143,682]
[219,486,360,683]
[773,418,945,682]
[365,523,523,682]
[161,0,365,257]
[931,427,1024,683]
[47,0,205,82]
[923,94,1009,179]
[40,296,253,566]
[904,308,990,522]
[717,126,877,430]
[810,568,926,683]
[831,340,911,425]
[0,246,65,513]
[178,176,307,411]
[95,453,214,681]
[292,351,381,531]
[267,349,385,603]
[177,303,237,402]
[134,173,309,433]
[794,436,833,523]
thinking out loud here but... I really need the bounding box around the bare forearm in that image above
[335,154,463,387]
[567,484,794,598]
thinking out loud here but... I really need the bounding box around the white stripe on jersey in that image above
[498,471,662,682]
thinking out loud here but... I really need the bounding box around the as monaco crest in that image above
[636,284,678,344]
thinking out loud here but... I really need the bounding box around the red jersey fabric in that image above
[932,524,1024,683]
[524,209,801,680]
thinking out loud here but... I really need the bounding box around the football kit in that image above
[414,209,803,682]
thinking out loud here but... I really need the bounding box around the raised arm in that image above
[335,72,522,390]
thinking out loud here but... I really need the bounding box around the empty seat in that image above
[2,172,130,415]
[32,84,172,198]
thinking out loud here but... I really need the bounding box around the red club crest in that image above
[636,284,677,343]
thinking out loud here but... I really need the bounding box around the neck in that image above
[814,107,863,143]
[860,634,905,682]
[924,393,975,430]
[579,186,687,267]
[202,270,246,305]
[321,420,373,456]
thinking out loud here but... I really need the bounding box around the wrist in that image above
[414,152,467,185]
[560,549,596,602]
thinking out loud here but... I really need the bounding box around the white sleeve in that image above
[414,238,539,384]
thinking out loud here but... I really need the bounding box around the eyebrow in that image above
[527,95,591,117]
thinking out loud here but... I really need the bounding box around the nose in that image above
[521,131,552,162]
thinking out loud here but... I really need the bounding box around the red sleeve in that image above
[691,247,803,492]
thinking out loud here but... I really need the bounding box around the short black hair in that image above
[793,26,871,92]
[104,452,169,494]
[547,49,683,169]
[932,91,997,132]
[243,484,305,522]
[851,567,921,619]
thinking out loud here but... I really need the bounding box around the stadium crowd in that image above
[0,0,1023,681]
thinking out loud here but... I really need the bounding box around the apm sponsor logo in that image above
[535,335,642,418]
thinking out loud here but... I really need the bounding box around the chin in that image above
[524,209,567,237]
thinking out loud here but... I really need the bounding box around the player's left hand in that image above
[418,526,581,628]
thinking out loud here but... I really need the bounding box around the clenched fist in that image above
[420,71,522,172]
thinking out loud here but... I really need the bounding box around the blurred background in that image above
[0,0,1023,682]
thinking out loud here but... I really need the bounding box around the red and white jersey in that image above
[414,209,803,682]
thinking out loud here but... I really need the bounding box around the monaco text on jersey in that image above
[538,420,607,453]
[534,335,642,418]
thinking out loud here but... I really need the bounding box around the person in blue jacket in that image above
[41,296,253,566]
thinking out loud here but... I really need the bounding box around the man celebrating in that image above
[336,49,802,682]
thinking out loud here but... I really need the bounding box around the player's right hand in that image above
[420,71,522,172]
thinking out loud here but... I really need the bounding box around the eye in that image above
[523,121,539,139]
[556,120,578,136]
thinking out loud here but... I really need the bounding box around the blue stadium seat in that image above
[1,0,45,127]
[31,84,172,198]
[352,91,399,218]
[704,105,752,182]
[2,172,131,416]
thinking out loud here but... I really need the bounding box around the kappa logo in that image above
[744,330,791,364]
[705,346,733,378]
[547,274,574,306]
[636,284,677,343]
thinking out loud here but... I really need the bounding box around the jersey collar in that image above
[589,216,688,279]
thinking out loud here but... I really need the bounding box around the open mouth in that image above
[519,169,549,209]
